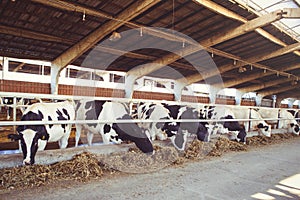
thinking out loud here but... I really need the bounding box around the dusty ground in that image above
[1,136,300,200]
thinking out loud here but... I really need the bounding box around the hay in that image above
[0,133,298,190]
[0,152,103,189]
[246,133,297,146]
[98,145,179,174]
[208,137,247,157]
[184,139,215,160]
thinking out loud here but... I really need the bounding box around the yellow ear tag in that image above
[41,136,45,140]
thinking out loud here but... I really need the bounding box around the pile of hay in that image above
[0,152,103,189]
[183,139,215,160]
[0,133,298,190]
[247,133,297,146]
[98,145,179,173]
[208,137,247,157]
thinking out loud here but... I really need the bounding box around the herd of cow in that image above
[2,98,300,165]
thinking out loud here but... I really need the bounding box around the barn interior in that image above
[0,0,299,105]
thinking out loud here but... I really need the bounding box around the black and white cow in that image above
[8,100,75,165]
[136,102,209,151]
[257,108,300,135]
[279,109,300,135]
[287,109,300,124]
[229,107,271,137]
[75,100,154,154]
[201,106,247,143]
[1,97,42,120]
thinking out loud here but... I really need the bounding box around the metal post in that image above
[13,96,17,132]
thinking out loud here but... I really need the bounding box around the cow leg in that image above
[75,124,82,147]
[6,108,10,120]
[58,137,68,148]
[59,130,71,149]
[87,132,94,146]
[38,140,47,150]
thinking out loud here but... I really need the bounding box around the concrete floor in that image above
[1,138,300,200]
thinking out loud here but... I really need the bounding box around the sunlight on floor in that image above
[251,173,300,199]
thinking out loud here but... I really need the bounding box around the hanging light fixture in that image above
[109,31,121,41]
[82,9,86,21]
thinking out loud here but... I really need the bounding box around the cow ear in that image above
[8,134,21,141]
[38,132,49,140]
[257,123,264,128]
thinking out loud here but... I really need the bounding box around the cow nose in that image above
[146,150,155,156]
[24,161,31,165]
[295,125,299,132]
[265,126,269,131]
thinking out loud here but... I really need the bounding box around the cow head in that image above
[111,114,154,155]
[257,123,272,137]
[8,129,49,165]
[196,122,210,142]
[170,128,188,151]
[289,123,300,135]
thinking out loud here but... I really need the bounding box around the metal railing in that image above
[0,91,299,127]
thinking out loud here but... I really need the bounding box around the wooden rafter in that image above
[34,0,299,72]
[259,84,299,97]
[194,0,300,56]
[199,42,300,87]
[127,10,284,79]
[0,23,199,71]
[49,0,161,68]
[239,78,294,93]
[221,62,300,89]
[0,25,74,44]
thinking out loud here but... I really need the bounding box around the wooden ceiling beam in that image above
[0,25,74,44]
[200,9,283,47]
[239,78,294,93]
[49,0,160,68]
[94,45,193,70]
[31,0,113,20]
[0,24,198,71]
[190,42,300,86]
[30,0,299,81]
[127,10,283,79]
[277,92,300,100]
[194,0,300,56]
[46,0,161,94]
[259,84,299,97]
[222,62,300,89]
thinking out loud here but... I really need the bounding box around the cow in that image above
[278,109,300,135]
[229,107,271,137]
[75,100,154,154]
[287,109,300,124]
[136,102,209,151]
[7,100,75,165]
[257,108,300,135]
[1,97,42,120]
[199,106,247,143]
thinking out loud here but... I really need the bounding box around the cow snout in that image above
[146,150,155,156]
[23,159,32,165]
[293,124,300,135]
